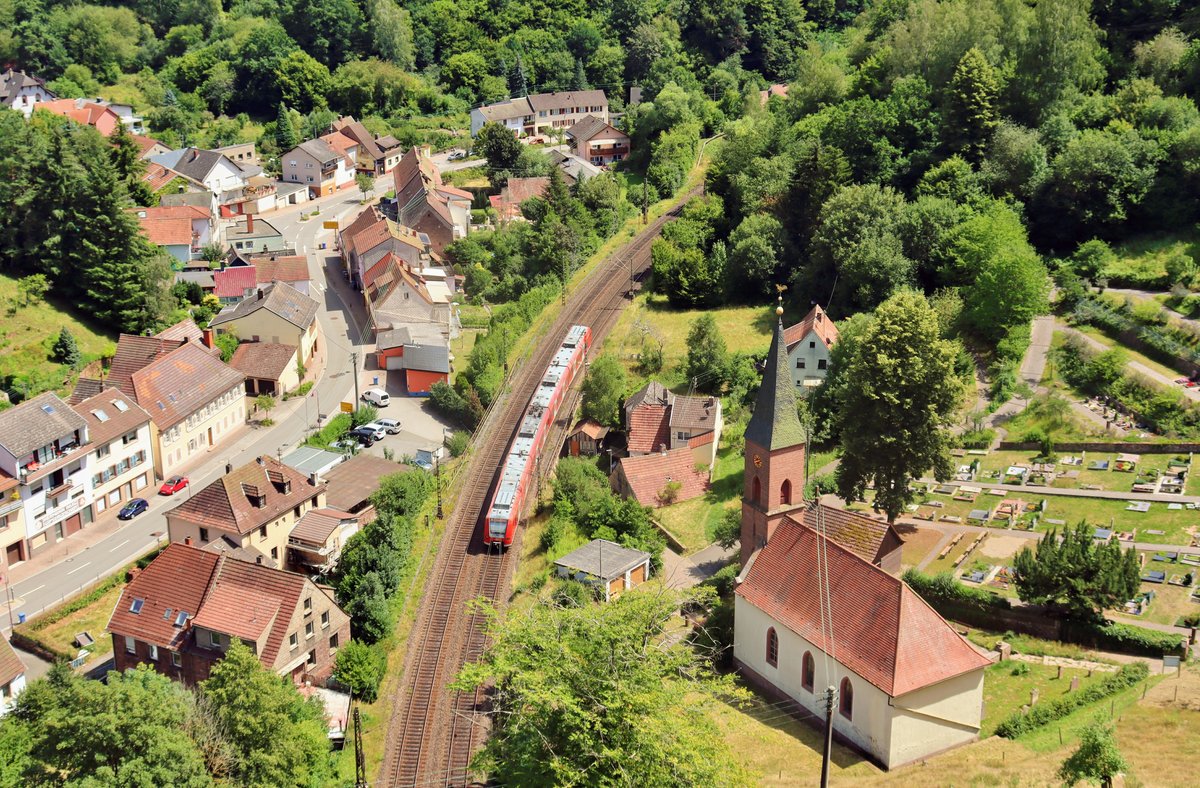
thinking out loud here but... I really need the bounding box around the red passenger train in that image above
[483,324,591,547]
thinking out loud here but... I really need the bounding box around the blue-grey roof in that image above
[744,314,806,451]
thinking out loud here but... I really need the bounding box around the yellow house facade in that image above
[209,282,320,367]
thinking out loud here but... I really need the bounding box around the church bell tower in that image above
[740,299,808,565]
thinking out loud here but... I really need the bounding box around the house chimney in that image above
[256,456,265,465]
[256,555,263,565]
[257,288,265,300]
[184,536,193,546]
[246,213,254,233]
[202,327,215,349]
[190,149,199,162]
[309,472,318,487]
[659,444,667,456]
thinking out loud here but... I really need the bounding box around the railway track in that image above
[380,187,700,788]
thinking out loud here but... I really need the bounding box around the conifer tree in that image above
[109,122,154,206]
[569,58,589,91]
[507,52,528,97]
[1012,522,1140,619]
[275,104,298,152]
[946,48,1001,163]
[52,327,81,368]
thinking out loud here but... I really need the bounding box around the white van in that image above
[361,388,390,407]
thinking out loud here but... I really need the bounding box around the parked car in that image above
[118,498,149,520]
[448,150,466,161]
[376,418,401,434]
[361,388,390,407]
[357,423,388,441]
[331,438,358,454]
[349,426,381,446]
[159,476,188,495]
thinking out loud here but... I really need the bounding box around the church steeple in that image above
[744,299,806,452]
[740,297,809,566]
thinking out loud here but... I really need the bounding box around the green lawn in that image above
[979,661,1108,737]
[0,272,118,401]
[601,292,774,390]
[23,582,124,663]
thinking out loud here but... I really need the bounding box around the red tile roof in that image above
[737,518,991,696]
[107,334,186,395]
[138,216,195,246]
[798,504,903,567]
[626,404,670,455]
[249,255,309,284]
[132,134,164,157]
[213,265,258,299]
[74,387,151,446]
[169,455,325,536]
[108,543,221,650]
[614,447,709,507]
[783,304,839,352]
[0,633,26,687]
[109,542,346,671]
[142,162,182,192]
[130,342,244,430]
[39,99,120,135]
[229,341,298,382]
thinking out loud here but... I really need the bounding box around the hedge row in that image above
[1063,618,1185,658]
[902,569,1013,613]
[995,661,1150,738]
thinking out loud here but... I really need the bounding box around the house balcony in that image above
[20,442,84,485]
[288,541,340,573]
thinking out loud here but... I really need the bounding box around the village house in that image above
[242,253,312,295]
[0,471,24,572]
[393,147,471,256]
[287,507,361,575]
[38,98,123,136]
[166,455,328,568]
[624,381,723,467]
[75,388,154,523]
[133,134,172,160]
[373,324,451,395]
[72,328,246,480]
[733,305,990,769]
[224,213,287,253]
[470,90,609,137]
[565,116,630,165]
[213,142,259,169]
[321,453,404,519]
[0,393,92,562]
[340,205,435,287]
[134,205,213,263]
[330,116,403,174]
[149,147,256,195]
[611,447,710,508]
[488,176,548,224]
[212,265,258,305]
[282,447,347,480]
[229,342,303,397]
[215,254,312,301]
[108,541,350,686]
[208,281,320,367]
[0,634,26,715]
[0,68,55,116]
[546,149,602,184]
[554,539,651,602]
[784,304,839,388]
[282,138,356,198]
[365,257,458,338]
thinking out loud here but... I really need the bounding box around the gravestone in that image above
[998,642,1011,661]
[1057,665,1064,679]
[1069,676,1080,692]
[1030,688,1039,705]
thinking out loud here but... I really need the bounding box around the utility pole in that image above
[435,457,443,519]
[820,685,836,788]
[353,706,367,788]
[628,253,633,299]
[350,352,359,407]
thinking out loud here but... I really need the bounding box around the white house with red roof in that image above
[784,304,839,388]
[133,205,214,263]
[733,307,989,769]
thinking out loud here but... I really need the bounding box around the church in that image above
[733,303,991,770]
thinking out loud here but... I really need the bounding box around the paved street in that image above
[1,167,460,631]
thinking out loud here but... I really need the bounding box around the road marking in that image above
[66,562,91,576]
[109,539,130,553]
[24,585,44,595]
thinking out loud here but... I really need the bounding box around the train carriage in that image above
[484,324,591,547]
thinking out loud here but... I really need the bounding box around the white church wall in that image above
[887,670,984,767]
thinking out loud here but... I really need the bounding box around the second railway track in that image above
[380,187,700,788]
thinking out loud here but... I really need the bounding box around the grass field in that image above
[978,660,1108,737]
[0,272,118,400]
[28,582,124,663]
[601,293,774,390]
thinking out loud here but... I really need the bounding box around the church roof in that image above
[744,309,805,451]
[737,518,991,696]
[798,503,902,567]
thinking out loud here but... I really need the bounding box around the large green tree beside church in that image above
[834,289,962,523]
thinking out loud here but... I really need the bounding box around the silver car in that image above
[376,418,401,434]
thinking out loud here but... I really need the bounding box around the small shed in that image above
[282,446,347,478]
[566,418,609,457]
[554,539,651,602]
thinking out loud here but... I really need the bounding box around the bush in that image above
[995,662,1149,738]
[805,472,836,499]
[1064,619,1185,657]
[1010,662,1031,676]
[305,413,352,448]
[334,640,386,702]
[446,430,470,457]
[430,380,476,428]
[959,428,995,449]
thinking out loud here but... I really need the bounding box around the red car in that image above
[159,476,188,495]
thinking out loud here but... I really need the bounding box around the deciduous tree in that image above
[1058,719,1129,788]
[835,290,962,522]
[581,354,627,428]
[683,314,728,395]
